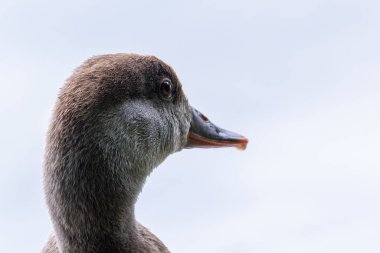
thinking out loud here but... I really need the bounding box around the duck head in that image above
[44,54,248,252]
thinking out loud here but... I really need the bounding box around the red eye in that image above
[160,80,172,98]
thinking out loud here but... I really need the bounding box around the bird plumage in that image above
[42,54,247,253]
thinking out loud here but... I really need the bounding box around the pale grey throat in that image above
[42,54,248,253]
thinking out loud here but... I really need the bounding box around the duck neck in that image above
[46,145,150,253]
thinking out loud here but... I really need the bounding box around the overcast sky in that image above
[0,0,379,252]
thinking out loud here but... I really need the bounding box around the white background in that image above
[0,0,379,252]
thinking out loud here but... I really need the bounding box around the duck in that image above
[42,54,248,253]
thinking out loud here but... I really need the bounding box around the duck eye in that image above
[160,80,172,98]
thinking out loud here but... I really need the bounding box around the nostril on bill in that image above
[200,113,209,122]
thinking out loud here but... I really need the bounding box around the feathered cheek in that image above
[177,118,191,150]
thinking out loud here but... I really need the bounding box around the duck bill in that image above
[185,107,248,150]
